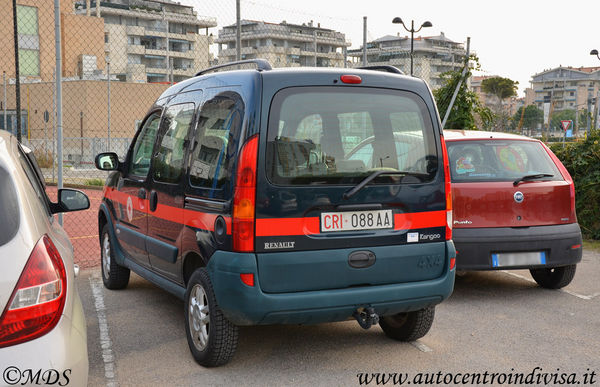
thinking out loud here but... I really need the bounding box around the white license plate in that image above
[491,251,546,267]
[321,210,393,232]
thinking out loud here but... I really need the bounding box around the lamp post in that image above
[591,49,600,60]
[392,17,432,76]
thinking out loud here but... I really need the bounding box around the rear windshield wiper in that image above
[343,170,429,200]
[513,173,554,186]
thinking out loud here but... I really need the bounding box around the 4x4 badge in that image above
[514,191,524,203]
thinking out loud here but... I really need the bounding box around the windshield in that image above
[446,140,562,183]
[266,87,438,185]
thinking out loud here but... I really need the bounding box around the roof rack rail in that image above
[358,65,404,75]
[195,59,272,77]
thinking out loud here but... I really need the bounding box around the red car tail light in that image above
[0,235,67,348]
[440,135,452,240]
[233,134,259,252]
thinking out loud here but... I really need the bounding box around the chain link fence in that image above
[1,0,468,267]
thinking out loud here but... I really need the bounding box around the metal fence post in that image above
[362,17,367,66]
[236,0,241,61]
[12,0,22,142]
[54,0,63,225]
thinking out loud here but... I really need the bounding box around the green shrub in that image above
[550,130,600,239]
[85,178,105,187]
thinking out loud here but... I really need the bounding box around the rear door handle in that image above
[150,191,158,212]
[137,188,147,199]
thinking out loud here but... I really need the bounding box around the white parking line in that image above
[501,270,599,300]
[89,275,118,387]
[411,340,433,353]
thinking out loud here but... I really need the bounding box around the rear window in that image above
[0,167,20,246]
[266,87,437,185]
[446,140,562,182]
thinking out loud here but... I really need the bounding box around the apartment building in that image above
[75,0,216,83]
[347,32,466,88]
[215,20,350,68]
[530,66,600,114]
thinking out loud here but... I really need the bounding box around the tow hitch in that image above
[353,307,379,329]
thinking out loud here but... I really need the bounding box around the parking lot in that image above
[78,247,599,386]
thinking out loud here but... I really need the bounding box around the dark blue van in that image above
[95,60,456,367]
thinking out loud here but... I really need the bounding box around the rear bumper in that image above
[453,223,582,270]
[207,241,455,326]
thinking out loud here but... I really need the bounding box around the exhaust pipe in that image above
[353,307,379,330]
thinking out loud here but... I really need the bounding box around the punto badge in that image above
[514,191,524,203]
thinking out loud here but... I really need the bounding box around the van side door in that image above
[110,111,161,268]
[184,89,246,260]
[146,100,197,281]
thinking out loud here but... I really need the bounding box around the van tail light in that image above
[0,235,67,348]
[233,135,259,252]
[441,135,452,240]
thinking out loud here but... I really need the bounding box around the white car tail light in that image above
[0,235,66,348]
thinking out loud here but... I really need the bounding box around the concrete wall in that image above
[2,80,168,139]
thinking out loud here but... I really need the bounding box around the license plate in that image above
[321,210,393,232]
[491,251,546,267]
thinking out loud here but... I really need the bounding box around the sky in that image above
[185,0,600,96]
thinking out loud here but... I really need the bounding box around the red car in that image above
[444,130,582,289]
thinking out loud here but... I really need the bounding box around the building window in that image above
[105,33,109,43]
[16,5,40,77]
[18,49,40,76]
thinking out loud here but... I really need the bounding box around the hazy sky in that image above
[187,0,600,96]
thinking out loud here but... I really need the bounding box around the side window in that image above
[129,113,161,177]
[190,93,244,190]
[153,103,195,184]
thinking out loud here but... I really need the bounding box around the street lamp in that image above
[591,49,600,60]
[392,17,432,76]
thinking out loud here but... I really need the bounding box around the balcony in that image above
[126,25,145,36]
[127,44,145,55]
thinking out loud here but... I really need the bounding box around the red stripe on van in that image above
[104,187,232,234]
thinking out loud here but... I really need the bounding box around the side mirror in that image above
[51,189,90,214]
[95,152,120,171]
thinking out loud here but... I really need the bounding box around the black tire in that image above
[379,306,435,342]
[184,268,238,367]
[100,224,130,289]
[530,264,577,289]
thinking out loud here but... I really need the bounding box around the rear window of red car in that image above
[446,140,562,182]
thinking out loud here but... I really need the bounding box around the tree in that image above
[480,76,519,131]
[511,105,543,132]
[481,77,518,100]
[433,55,492,130]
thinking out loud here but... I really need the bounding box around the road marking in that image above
[89,275,118,387]
[411,340,433,353]
[501,270,599,300]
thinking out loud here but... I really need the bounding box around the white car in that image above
[0,131,89,386]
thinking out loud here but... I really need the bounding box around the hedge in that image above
[549,130,600,239]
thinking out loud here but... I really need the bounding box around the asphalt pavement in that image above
[78,247,600,386]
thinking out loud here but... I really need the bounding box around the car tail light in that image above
[569,182,576,217]
[0,235,67,348]
[440,135,452,240]
[233,135,259,252]
[449,257,456,271]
